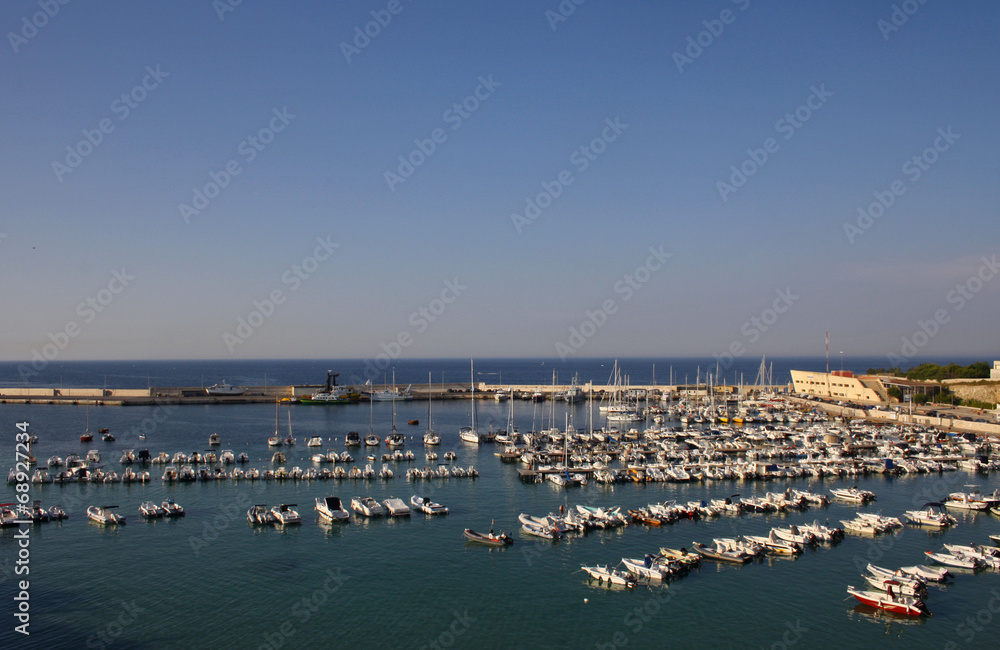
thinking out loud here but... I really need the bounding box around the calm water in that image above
[2,359,999,649]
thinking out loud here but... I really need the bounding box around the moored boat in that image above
[464,527,513,546]
[315,496,350,521]
[846,585,929,617]
[87,505,125,525]
[271,503,302,525]
[410,495,448,515]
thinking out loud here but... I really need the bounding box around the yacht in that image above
[351,496,385,517]
[271,504,302,525]
[315,496,350,522]
[345,431,361,446]
[87,505,126,525]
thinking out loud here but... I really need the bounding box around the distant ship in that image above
[299,370,358,405]
[205,381,247,396]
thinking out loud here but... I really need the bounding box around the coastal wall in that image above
[942,380,1000,405]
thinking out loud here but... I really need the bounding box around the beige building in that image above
[790,370,888,403]
[991,361,1000,380]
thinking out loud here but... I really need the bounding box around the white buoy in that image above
[583,598,589,603]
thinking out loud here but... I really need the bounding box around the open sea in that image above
[2,357,998,649]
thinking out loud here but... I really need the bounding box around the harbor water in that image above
[1,358,998,649]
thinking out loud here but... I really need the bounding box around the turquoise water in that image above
[2,397,1000,649]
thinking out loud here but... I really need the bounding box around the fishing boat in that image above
[846,586,929,617]
[315,496,350,522]
[300,371,355,404]
[161,499,185,517]
[410,495,448,515]
[382,497,411,516]
[139,501,165,518]
[247,504,276,525]
[87,505,126,525]
[351,496,385,517]
[464,528,514,546]
[581,565,635,587]
[271,504,302,525]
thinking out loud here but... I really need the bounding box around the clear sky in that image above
[2,1,998,364]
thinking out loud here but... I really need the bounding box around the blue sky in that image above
[2,1,998,364]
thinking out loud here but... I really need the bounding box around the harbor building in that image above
[789,370,888,404]
[992,361,1000,380]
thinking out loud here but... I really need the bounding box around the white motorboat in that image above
[351,496,385,517]
[582,565,635,587]
[87,505,125,525]
[364,434,381,447]
[943,544,1000,569]
[345,431,361,446]
[864,573,926,597]
[771,525,816,546]
[382,497,411,516]
[306,436,324,447]
[945,489,991,511]
[271,504,302,525]
[139,501,165,518]
[522,522,561,539]
[208,433,221,445]
[315,496,350,522]
[898,564,950,583]
[410,495,448,515]
[247,504,276,525]
[905,506,958,528]
[924,550,982,570]
[621,556,670,581]
[830,487,876,503]
[161,500,185,517]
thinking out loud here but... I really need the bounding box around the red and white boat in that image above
[847,586,929,617]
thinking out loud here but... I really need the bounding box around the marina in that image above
[3,358,1000,648]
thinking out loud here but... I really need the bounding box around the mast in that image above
[427,371,433,435]
[470,359,477,435]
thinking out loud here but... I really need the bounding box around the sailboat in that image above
[365,380,380,447]
[81,405,94,442]
[284,406,295,446]
[385,372,404,448]
[459,360,481,443]
[267,400,282,446]
[423,372,441,446]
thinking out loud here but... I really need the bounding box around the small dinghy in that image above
[582,565,635,587]
[521,522,561,540]
[924,551,982,570]
[410,495,448,515]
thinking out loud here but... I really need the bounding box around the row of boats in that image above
[847,538,1000,617]
[249,494,449,525]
